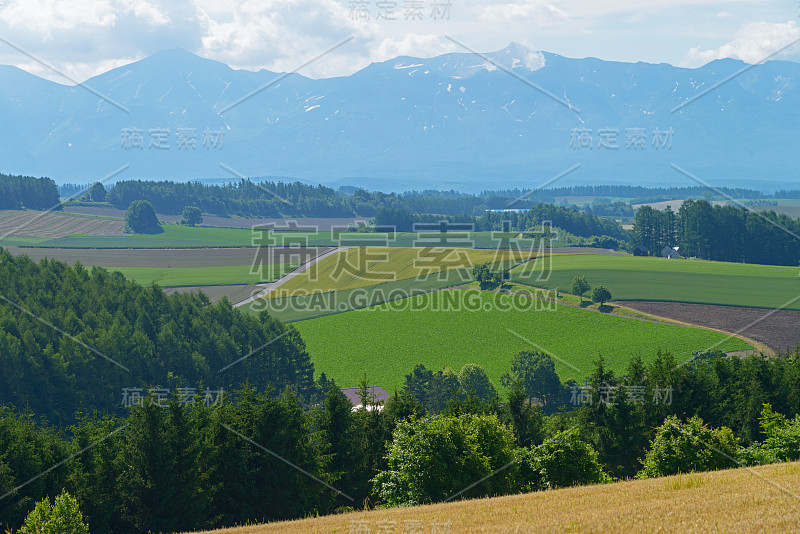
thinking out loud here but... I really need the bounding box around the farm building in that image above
[340,386,390,411]
[662,246,681,259]
[633,245,649,256]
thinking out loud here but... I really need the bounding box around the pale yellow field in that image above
[269,246,541,296]
[0,209,125,238]
[186,462,800,533]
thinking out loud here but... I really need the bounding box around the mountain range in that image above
[1,43,798,192]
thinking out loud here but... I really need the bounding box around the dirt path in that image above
[232,247,346,308]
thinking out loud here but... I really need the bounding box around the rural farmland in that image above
[4,19,800,534]
[293,288,752,391]
[511,253,800,309]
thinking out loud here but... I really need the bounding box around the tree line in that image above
[3,348,800,533]
[480,185,785,203]
[632,199,800,265]
[0,174,60,211]
[412,204,626,239]
[104,180,507,218]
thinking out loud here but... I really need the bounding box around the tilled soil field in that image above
[617,300,800,354]
[0,210,125,237]
[63,206,365,230]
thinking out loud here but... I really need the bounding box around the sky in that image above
[0,0,798,83]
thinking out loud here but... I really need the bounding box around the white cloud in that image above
[373,33,455,62]
[686,21,800,65]
[128,0,171,26]
[481,0,568,26]
[0,0,117,36]
[0,0,795,84]
[195,0,376,77]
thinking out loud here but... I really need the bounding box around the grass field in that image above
[244,267,470,322]
[109,263,297,287]
[512,253,800,310]
[292,288,751,391]
[189,461,800,533]
[28,224,258,248]
[268,246,539,296]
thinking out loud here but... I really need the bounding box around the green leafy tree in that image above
[458,364,497,402]
[637,416,739,478]
[373,414,518,505]
[501,351,562,412]
[403,364,461,414]
[505,379,544,448]
[519,428,612,491]
[755,404,800,461]
[472,263,506,290]
[18,491,90,534]
[181,206,203,226]
[591,285,612,307]
[88,182,107,202]
[124,200,159,233]
[571,275,591,301]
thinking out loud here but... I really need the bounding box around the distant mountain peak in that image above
[486,42,546,71]
[0,44,798,190]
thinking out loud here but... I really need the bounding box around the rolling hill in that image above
[188,461,800,533]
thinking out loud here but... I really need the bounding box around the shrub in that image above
[637,416,739,478]
[372,414,518,505]
[18,491,90,534]
[519,428,612,491]
[757,403,800,461]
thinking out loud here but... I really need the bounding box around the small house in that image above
[662,246,680,259]
[633,245,649,256]
[340,386,390,412]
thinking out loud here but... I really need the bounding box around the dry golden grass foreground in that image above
[188,462,800,534]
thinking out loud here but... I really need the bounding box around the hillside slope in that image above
[189,461,800,533]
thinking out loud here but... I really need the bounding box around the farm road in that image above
[232,247,346,308]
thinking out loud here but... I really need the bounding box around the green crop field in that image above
[292,288,752,392]
[271,246,538,296]
[511,254,800,310]
[23,224,257,248]
[7,218,550,250]
[244,267,471,322]
[108,263,297,287]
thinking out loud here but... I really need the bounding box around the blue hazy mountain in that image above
[1,43,797,192]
